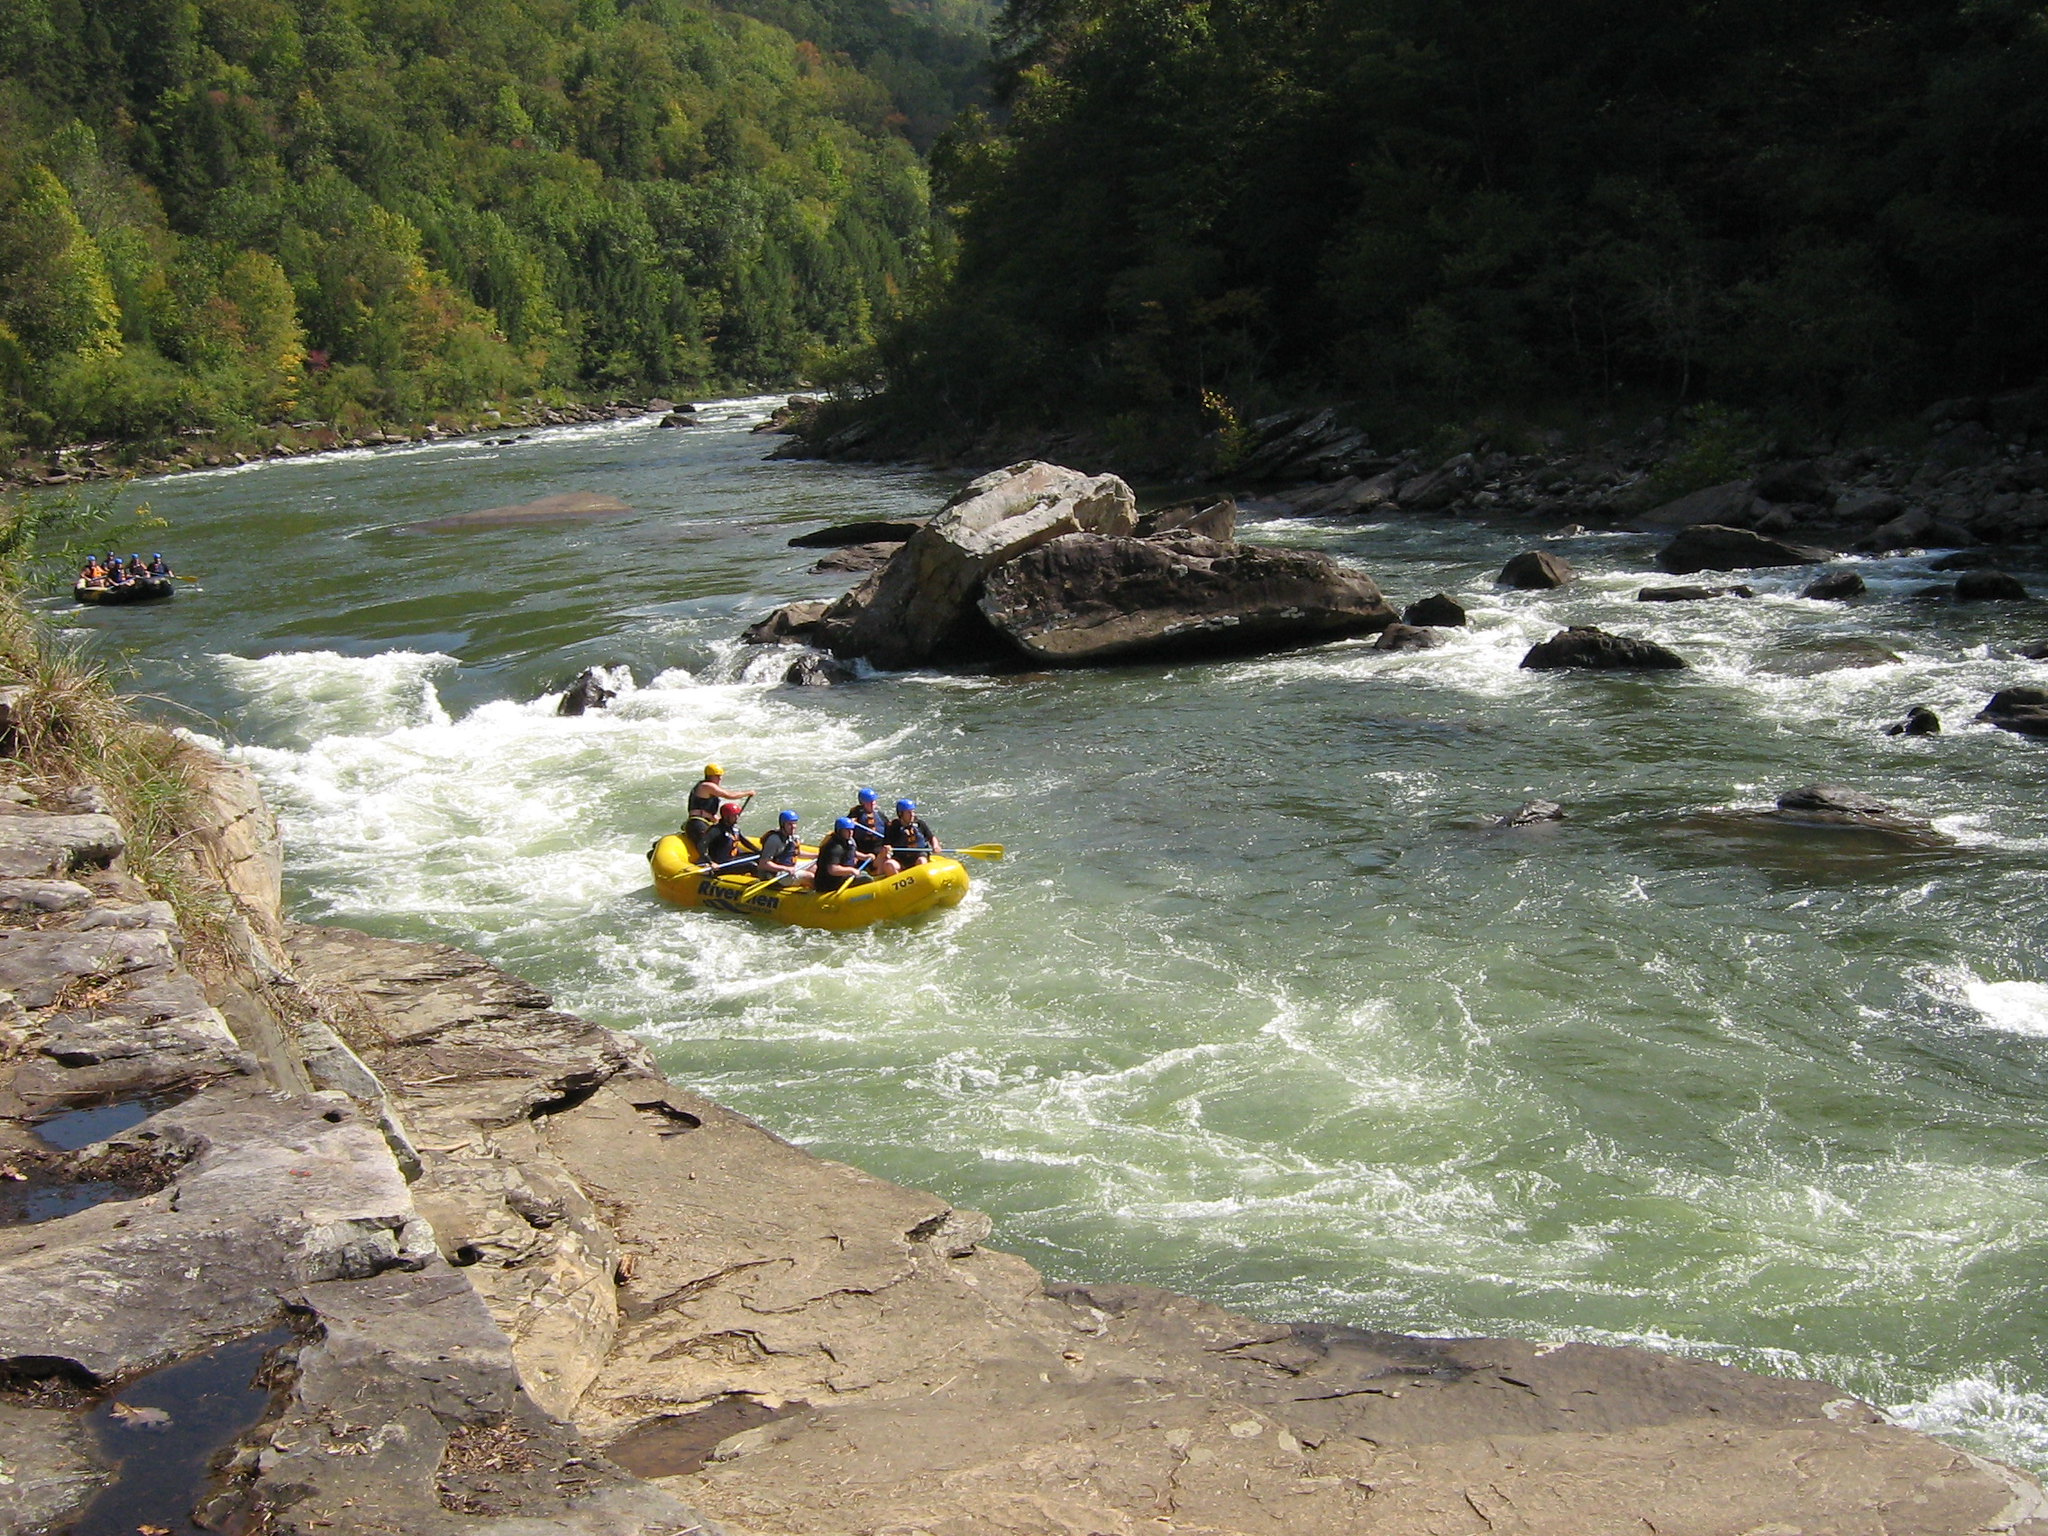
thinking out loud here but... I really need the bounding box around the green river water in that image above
[56,397,2048,1468]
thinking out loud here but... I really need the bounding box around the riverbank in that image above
[771,390,2048,553]
[1,595,2045,1531]
[4,394,700,494]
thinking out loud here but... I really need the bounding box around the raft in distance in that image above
[75,578,174,605]
[647,834,969,931]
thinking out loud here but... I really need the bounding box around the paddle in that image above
[888,843,1004,861]
[172,574,200,582]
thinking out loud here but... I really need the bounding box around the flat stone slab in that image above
[0,815,123,879]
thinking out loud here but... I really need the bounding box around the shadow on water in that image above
[64,1327,292,1536]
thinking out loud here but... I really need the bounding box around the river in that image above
[54,396,2048,1471]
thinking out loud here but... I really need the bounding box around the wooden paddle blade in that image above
[953,844,1005,860]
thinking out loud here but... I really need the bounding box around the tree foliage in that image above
[0,0,986,444]
[878,0,2048,439]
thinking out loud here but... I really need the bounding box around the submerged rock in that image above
[1637,584,1754,602]
[1499,551,1573,589]
[407,491,632,531]
[1374,622,1444,652]
[1497,799,1566,827]
[818,461,1138,668]
[1770,784,1944,840]
[1657,524,1832,575]
[978,533,1395,664]
[1520,627,1687,671]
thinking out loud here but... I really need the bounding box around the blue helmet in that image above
[896,799,916,812]
[778,808,799,823]
[835,816,855,831]
[857,787,877,802]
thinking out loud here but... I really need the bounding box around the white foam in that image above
[1890,1377,2048,1468]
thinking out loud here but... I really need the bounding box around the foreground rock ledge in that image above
[3,756,2044,1536]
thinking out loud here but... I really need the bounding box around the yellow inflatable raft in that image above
[647,834,970,930]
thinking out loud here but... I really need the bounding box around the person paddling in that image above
[888,798,942,867]
[701,800,757,873]
[844,787,899,877]
[755,809,812,888]
[814,817,871,893]
[146,553,171,579]
[688,763,753,826]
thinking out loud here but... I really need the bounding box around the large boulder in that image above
[1520,627,1687,671]
[1771,784,1941,838]
[977,534,1396,665]
[1656,524,1832,575]
[1499,551,1573,589]
[817,462,1137,668]
[1980,687,2048,737]
[1374,623,1445,652]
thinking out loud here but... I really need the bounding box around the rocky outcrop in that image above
[1770,784,1946,840]
[1657,524,1833,575]
[782,653,854,686]
[808,541,901,574]
[816,461,1137,668]
[1134,496,1236,540]
[1499,550,1573,588]
[1498,798,1566,826]
[1521,627,1688,670]
[976,533,1397,664]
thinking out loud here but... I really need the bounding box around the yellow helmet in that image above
[704,763,722,777]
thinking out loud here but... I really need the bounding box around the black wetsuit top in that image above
[703,822,753,869]
[813,832,865,892]
[687,780,724,820]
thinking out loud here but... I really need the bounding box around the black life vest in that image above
[814,834,862,892]
[687,780,723,819]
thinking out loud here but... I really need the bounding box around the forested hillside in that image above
[0,0,988,451]
[870,0,2048,450]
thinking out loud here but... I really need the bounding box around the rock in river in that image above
[788,519,925,549]
[1772,784,1941,837]
[555,667,616,716]
[1404,592,1467,627]
[1955,570,2029,601]
[1499,551,1574,589]
[977,534,1396,665]
[1656,524,1832,575]
[1802,571,1867,600]
[407,491,632,531]
[1520,627,1687,671]
[1885,705,1942,736]
[818,461,1137,669]
[1637,584,1753,603]
[742,600,829,645]
[1980,687,2048,737]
